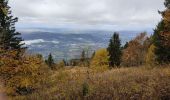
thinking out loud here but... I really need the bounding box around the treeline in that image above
[0,0,170,97]
[70,0,170,69]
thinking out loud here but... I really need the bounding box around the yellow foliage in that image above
[145,44,156,66]
[90,48,109,71]
[0,49,49,95]
[163,9,170,25]
[12,66,170,100]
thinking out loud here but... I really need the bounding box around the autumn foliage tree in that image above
[145,44,156,66]
[153,0,170,64]
[0,49,49,95]
[90,48,109,71]
[122,33,150,67]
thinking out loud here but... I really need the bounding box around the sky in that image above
[9,0,165,31]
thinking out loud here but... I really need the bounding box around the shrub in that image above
[82,82,89,96]
[0,49,49,95]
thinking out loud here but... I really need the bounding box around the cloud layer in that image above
[9,0,165,31]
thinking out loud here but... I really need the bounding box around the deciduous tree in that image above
[90,48,109,71]
[145,44,156,66]
[122,33,149,67]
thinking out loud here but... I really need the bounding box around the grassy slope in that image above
[13,66,170,100]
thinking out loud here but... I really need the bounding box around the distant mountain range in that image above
[20,29,153,62]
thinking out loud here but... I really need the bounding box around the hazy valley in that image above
[21,29,152,61]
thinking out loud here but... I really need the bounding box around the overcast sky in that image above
[9,0,165,31]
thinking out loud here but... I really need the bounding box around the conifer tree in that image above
[46,53,55,69]
[62,59,67,66]
[164,0,170,8]
[81,50,86,62]
[123,42,129,49]
[153,0,170,64]
[107,32,122,67]
[0,0,24,50]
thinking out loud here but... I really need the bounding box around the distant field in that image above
[12,66,170,100]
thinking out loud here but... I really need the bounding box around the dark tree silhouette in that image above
[107,32,122,67]
[153,0,170,64]
[46,53,55,69]
[0,0,24,51]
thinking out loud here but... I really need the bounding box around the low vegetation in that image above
[10,66,170,100]
[0,0,170,99]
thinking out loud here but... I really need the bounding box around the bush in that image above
[0,49,49,96]
[82,82,89,96]
[57,60,65,69]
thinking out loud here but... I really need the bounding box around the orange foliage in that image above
[160,31,170,47]
[122,33,150,67]
[161,9,170,47]
[0,49,49,95]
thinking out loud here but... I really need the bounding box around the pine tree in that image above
[123,42,129,49]
[46,53,55,69]
[153,0,170,64]
[107,32,122,67]
[0,0,24,50]
[81,50,86,62]
[80,50,86,67]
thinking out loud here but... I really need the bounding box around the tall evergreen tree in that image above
[153,0,170,64]
[46,53,55,69]
[0,0,24,50]
[107,32,122,67]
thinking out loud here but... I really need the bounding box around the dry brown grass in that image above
[11,66,170,100]
[0,79,7,100]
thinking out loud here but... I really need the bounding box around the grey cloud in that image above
[9,0,165,30]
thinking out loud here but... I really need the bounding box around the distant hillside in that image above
[21,30,152,61]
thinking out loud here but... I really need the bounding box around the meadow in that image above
[11,66,170,100]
